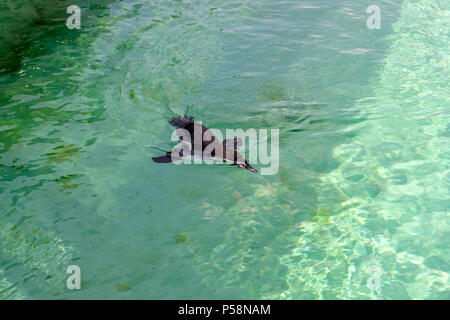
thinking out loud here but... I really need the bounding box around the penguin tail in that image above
[169,114,194,129]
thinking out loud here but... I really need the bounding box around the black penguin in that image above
[152,115,257,173]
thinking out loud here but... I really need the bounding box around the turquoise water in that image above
[0,0,448,299]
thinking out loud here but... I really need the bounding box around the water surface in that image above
[0,0,448,299]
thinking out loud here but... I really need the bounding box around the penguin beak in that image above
[238,163,257,173]
[247,166,257,173]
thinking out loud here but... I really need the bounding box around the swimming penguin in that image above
[152,115,257,173]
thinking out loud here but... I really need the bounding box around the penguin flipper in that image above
[152,154,172,163]
[223,137,242,149]
[152,149,184,163]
